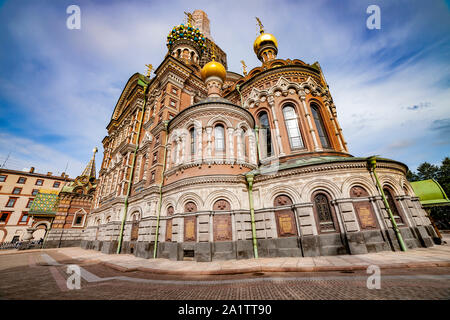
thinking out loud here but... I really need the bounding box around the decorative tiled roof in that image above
[28,190,59,216]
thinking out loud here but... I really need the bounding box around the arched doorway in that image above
[383,186,407,226]
[32,224,47,241]
[166,206,174,242]
[184,202,197,242]
[274,195,298,237]
[350,186,379,230]
[213,199,232,241]
[130,213,140,242]
[312,191,339,233]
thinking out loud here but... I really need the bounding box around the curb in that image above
[98,260,450,276]
[0,248,60,256]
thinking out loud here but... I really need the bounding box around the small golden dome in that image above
[201,58,227,82]
[253,33,278,54]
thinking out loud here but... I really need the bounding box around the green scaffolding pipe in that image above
[246,173,259,258]
[153,121,169,259]
[367,157,407,251]
[117,83,148,254]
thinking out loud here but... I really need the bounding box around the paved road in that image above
[0,251,449,300]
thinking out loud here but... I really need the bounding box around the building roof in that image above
[0,168,72,181]
[246,155,407,176]
[28,190,59,216]
[81,149,97,179]
[410,179,450,207]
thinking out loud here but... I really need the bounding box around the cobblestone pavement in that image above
[0,250,449,300]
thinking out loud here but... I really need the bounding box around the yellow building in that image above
[0,167,72,243]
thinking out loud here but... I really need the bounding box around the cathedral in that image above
[49,10,438,261]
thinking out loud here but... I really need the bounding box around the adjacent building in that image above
[0,167,72,243]
[44,149,98,247]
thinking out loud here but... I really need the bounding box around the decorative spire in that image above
[240,60,247,76]
[184,11,193,25]
[256,17,264,34]
[210,42,216,60]
[145,64,153,77]
[81,147,98,179]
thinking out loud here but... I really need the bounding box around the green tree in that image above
[437,157,450,196]
[415,162,439,181]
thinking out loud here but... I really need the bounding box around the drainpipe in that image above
[117,82,148,254]
[245,173,258,258]
[153,121,169,259]
[367,156,407,251]
[236,84,244,107]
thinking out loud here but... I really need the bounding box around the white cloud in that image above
[0,0,449,176]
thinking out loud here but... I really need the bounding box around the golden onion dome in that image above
[200,58,227,82]
[253,33,278,54]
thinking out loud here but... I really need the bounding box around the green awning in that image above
[410,179,450,207]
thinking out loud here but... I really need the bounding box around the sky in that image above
[0,0,449,178]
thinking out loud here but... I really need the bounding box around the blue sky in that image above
[0,0,449,178]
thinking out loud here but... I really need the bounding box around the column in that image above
[300,94,321,151]
[196,126,203,162]
[227,127,235,163]
[236,127,244,163]
[166,144,172,170]
[249,130,257,165]
[180,134,186,164]
[327,103,346,152]
[205,127,213,160]
[268,96,284,156]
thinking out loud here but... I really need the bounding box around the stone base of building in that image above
[44,229,85,248]
[75,226,435,262]
[44,240,82,248]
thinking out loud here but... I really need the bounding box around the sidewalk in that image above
[31,242,450,275]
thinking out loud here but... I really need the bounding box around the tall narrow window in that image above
[190,127,196,157]
[131,214,139,241]
[258,111,273,158]
[214,124,225,152]
[282,105,304,149]
[241,128,248,158]
[313,193,337,233]
[310,103,330,148]
[383,188,405,226]
[139,154,146,180]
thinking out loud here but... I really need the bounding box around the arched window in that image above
[258,111,273,158]
[383,187,405,226]
[139,154,146,180]
[214,124,225,152]
[213,199,231,211]
[189,127,196,158]
[184,201,197,213]
[167,206,174,216]
[213,199,232,241]
[282,105,304,149]
[131,213,140,241]
[310,103,330,148]
[241,128,248,159]
[313,192,338,233]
